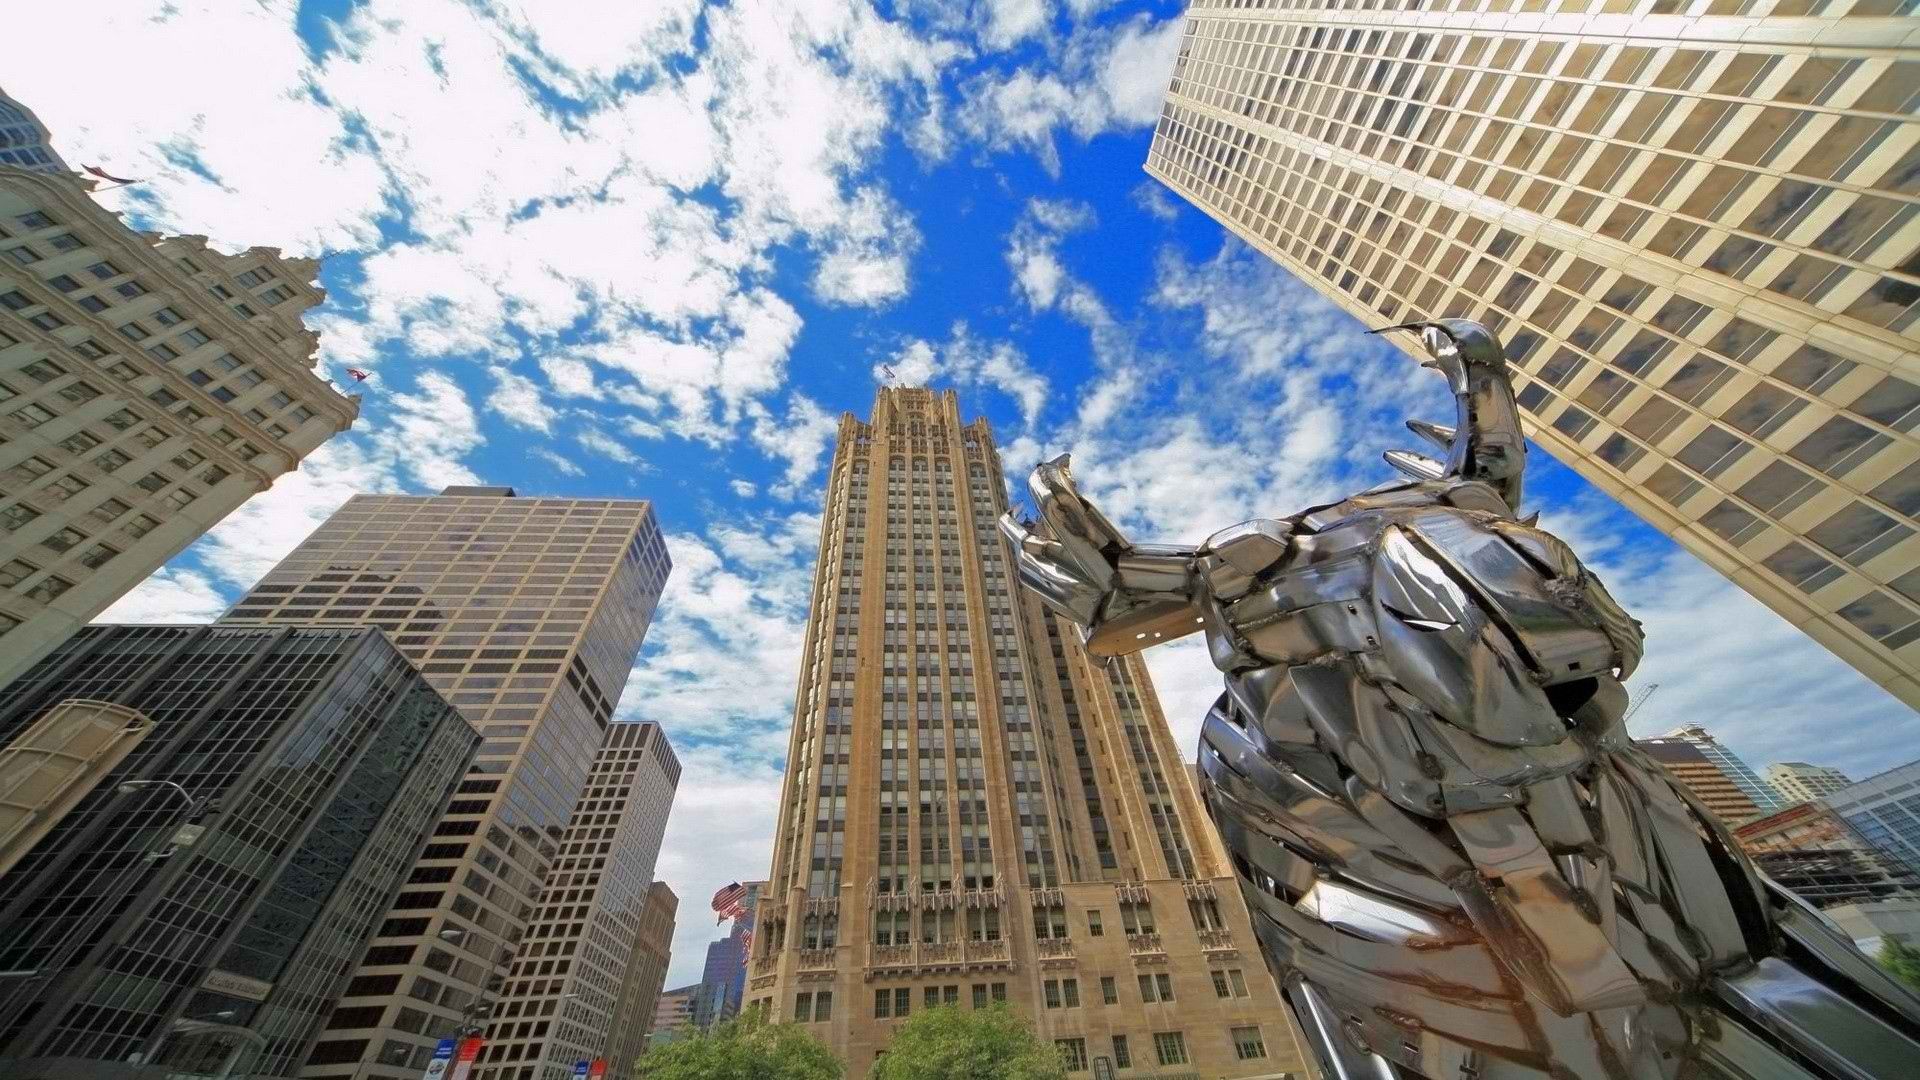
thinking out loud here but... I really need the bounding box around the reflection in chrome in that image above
[1001,318,1920,1080]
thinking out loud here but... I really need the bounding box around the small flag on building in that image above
[711,882,747,923]
[740,927,752,958]
[82,164,140,186]
[347,368,373,382]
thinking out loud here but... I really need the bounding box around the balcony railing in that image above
[921,941,961,964]
[1126,932,1165,956]
[871,944,914,968]
[798,947,837,971]
[1182,880,1217,901]
[965,938,1010,964]
[1035,937,1075,959]
[1196,928,1236,953]
[753,955,778,976]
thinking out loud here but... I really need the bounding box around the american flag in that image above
[711,882,747,923]
[740,927,753,958]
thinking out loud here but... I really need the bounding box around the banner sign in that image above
[420,1038,457,1080]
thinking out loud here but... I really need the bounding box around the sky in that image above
[11,0,1913,989]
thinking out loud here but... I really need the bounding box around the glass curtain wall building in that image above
[1826,759,1920,880]
[1146,0,1920,709]
[472,720,680,1080]
[0,624,479,1080]
[747,388,1298,1079]
[214,486,670,1080]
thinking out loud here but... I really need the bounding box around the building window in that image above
[1153,1031,1188,1066]
[794,992,812,1023]
[1111,1034,1131,1068]
[1100,976,1117,1005]
[1055,1038,1087,1072]
[1232,1026,1267,1060]
[1086,910,1102,937]
[1137,973,1173,1003]
[23,574,71,603]
[874,989,891,1018]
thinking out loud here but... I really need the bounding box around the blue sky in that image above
[15,0,1911,984]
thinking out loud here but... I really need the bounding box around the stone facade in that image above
[746,388,1300,1080]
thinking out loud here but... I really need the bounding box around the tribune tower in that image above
[747,388,1299,1079]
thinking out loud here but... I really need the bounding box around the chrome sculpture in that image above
[1000,319,1920,1080]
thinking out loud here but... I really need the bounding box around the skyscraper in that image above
[1660,723,1783,814]
[0,87,68,173]
[1146,2,1920,710]
[216,485,671,1080]
[1,167,357,688]
[616,883,677,1066]
[1768,760,1855,804]
[646,985,698,1047]
[1639,736,1764,824]
[1825,759,1920,880]
[0,624,479,1079]
[693,881,763,1032]
[474,720,680,1080]
[747,388,1298,1079]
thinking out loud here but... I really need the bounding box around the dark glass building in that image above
[0,624,479,1079]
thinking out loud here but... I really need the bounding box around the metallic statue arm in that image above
[997,454,1207,657]
[1375,318,1527,512]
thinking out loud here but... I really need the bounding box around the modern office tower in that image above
[1639,736,1764,824]
[1660,724,1783,813]
[471,721,680,1080]
[616,883,677,1068]
[1826,759,1920,879]
[0,624,479,1080]
[215,486,671,1080]
[694,881,764,1032]
[747,388,1298,1080]
[0,168,357,688]
[0,87,68,173]
[1146,3,1920,709]
[647,985,698,1047]
[1736,797,1920,906]
[1768,760,1855,804]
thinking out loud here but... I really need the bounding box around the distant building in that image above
[1825,760,1920,881]
[648,984,699,1047]
[0,624,478,1079]
[478,721,680,1080]
[220,486,671,1080]
[1640,736,1763,825]
[0,86,68,173]
[1659,726,1782,814]
[1,167,357,688]
[1825,897,1920,955]
[1767,761,1854,805]
[1735,799,1920,908]
[617,883,677,1065]
[750,388,1299,1079]
[1147,2,1920,709]
[693,880,764,1032]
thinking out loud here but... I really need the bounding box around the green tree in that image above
[634,1014,842,1080]
[870,1003,1068,1080]
[1881,938,1920,993]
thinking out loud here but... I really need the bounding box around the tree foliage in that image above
[870,1004,1068,1080]
[634,1015,842,1080]
[1881,938,1920,993]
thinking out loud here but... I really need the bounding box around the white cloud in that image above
[384,371,486,491]
[575,427,642,466]
[730,479,758,497]
[531,448,585,476]
[876,323,1050,429]
[750,394,842,499]
[1132,180,1179,222]
[94,568,230,625]
[981,0,1051,50]
[959,14,1180,173]
[488,367,559,432]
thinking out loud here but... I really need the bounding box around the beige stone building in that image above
[476,720,680,1080]
[214,486,672,1080]
[1767,760,1854,803]
[1146,0,1920,709]
[746,388,1300,1080]
[0,166,356,687]
[618,883,678,1069]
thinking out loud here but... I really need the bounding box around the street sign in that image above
[420,1038,456,1080]
[572,1062,590,1079]
[588,1060,607,1079]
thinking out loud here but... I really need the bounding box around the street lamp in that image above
[116,779,210,860]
